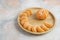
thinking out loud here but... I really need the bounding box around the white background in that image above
[0,0,60,40]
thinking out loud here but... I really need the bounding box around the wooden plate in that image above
[17,7,55,34]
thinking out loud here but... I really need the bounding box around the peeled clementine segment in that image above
[20,19,28,25]
[21,18,28,22]
[31,26,37,32]
[20,16,28,21]
[20,13,27,17]
[20,16,28,20]
[36,26,44,32]
[24,9,32,16]
[27,25,32,31]
[40,24,49,31]
[23,22,30,29]
[44,22,53,28]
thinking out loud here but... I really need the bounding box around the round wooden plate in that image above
[17,7,55,35]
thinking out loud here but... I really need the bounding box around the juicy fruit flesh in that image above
[36,9,48,20]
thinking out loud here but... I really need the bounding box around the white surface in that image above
[0,0,60,40]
